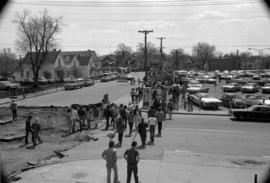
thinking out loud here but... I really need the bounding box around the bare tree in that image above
[0,48,17,76]
[114,43,133,66]
[137,42,159,56]
[192,42,216,70]
[13,9,63,87]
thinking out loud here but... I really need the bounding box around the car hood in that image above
[201,98,221,102]
[241,86,254,89]
[222,85,234,88]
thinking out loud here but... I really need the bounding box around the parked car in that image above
[190,92,222,109]
[252,75,260,80]
[38,77,48,85]
[262,83,270,93]
[206,78,217,84]
[256,79,270,86]
[0,81,20,91]
[20,78,34,86]
[241,83,259,93]
[242,95,270,107]
[187,84,209,94]
[220,93,246,108]
[230,105,270,121]
[221,83,241,92]
[83,78,95,87]
[100,76,113,82]
[64,80,82,90]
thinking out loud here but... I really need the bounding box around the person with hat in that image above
[124,141,140,183]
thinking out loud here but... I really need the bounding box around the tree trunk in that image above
[33,70,39,88]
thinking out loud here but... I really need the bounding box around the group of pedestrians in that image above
[66,105,100,134]
[130,87,143,104]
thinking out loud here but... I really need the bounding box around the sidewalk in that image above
[0,87,64,105]
[15,151,266,183]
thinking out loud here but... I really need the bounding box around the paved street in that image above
[7,72,143,106]
[17,114,270,183]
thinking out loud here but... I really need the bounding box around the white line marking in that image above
[166,127,245,133]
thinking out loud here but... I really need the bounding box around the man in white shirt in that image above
[148,114,157,144]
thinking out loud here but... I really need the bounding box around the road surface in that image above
[13,72,144,106]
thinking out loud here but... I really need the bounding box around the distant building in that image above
[14,50,99,81]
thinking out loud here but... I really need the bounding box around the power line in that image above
[13,0,258,7]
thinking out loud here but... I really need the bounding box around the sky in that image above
[0,0,270,57]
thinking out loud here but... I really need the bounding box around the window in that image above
[20,70,24,78]
[26,71,30,78]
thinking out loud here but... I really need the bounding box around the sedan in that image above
[221,83,241,92]
[83,78,95,87]
[242,95,270,107]
[187,84,209,94]
[220,93,246,108]
[0,81,20,91]
[231,105,270,121]
[64,80,82,90]
[261,83,270,93]
[241,83,259,93]
[190,92,222,110]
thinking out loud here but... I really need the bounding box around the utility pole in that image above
[138,30,153,78]
[157,37,165,71]
[3,48,7,77]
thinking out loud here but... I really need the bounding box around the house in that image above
[14,50,99,81]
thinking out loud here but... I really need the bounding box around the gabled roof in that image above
[61,50,95,66]
[22,50,60,65]
[78,55,91,66]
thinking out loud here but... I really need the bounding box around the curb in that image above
[141,110,229,116]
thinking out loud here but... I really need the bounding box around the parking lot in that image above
[180,71,270,112]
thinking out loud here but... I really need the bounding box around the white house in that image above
[14,50,99,81]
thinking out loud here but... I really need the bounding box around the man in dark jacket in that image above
[124,141,140,183]
[138,118,148,147]
[25,115,33,145]
[115,113,124,147]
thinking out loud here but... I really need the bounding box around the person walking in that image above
[104,106,111,130]
[10,100,17,121]
[120,105,128,129]
[115,113,125,147]
[133,105,141,129]
[137,118,147,147]
[85,107,93,129]
[127,109,134,136]
[124,141,140,183]
[25,115,33,145]
[155,108,164,137]
[101,141,120,183]
[71,107,82,132]
[167,99,173,120]
[66,109,73,135]
[31,118,42,147]
[148,114,157,144]
[78,106,86,128]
